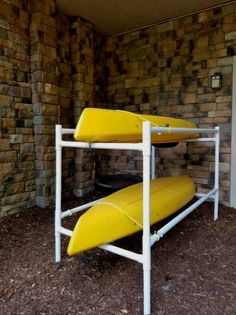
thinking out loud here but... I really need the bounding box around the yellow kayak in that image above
[74,108,197,143]
[67,176,195,256]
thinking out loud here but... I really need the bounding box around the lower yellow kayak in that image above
[67,176,195,256]
[74,108,197,143]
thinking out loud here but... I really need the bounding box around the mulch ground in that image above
[0,194,235,315]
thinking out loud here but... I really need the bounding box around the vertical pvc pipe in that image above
[142,121,151,315]
[55,125,62,263]
[151,145,156,180]
[214,126,220,221]
[230,56,236,208]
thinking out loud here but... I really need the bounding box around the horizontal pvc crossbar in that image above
[184,137,216,142]
[152,126,216,134]
[99,244,143,264]
[60,138,217,149]
[61,140,143,151]
[59,227,73,237]
[61,127,217,136]
[150,188,218,246]
[195,192,215,200]
[61,198,103,219]
[62,128,75,134]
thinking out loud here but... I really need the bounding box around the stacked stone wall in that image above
[71,18,106,196]
[0,0,106,216]
[55,12,75,198]
[0,0,35,216]
[103,4,236,205]
[1,0,236,215]
[30,0,59,207]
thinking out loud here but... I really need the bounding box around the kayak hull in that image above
[67,176,195,256]
[74,108,197,143]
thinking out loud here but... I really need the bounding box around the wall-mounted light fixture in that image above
[211,72,222,89]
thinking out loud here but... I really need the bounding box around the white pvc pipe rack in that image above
[55,123,220,315]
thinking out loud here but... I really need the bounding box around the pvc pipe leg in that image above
[55,231,61,263]
[214,192,219,221]
[143,269,151,315]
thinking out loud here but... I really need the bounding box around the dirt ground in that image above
[0,194,235,315]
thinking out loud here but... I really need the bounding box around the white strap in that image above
[98,201,143,228]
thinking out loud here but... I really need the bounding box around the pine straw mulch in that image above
[0,194,235,315]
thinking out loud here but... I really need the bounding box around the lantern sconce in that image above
[211,72,222,90]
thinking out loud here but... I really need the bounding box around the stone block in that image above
[197,94,216,103]
[20,143,34,155]
[209,109,231,117]
[223,23,236,34]
[199,103,216,112]
[41,103,58,116]
[0,27,8,40]
[0,84,10,95]
[210,30,225,45]
[20,86,31,98]
[218,56,233,66]
[225,31,236,41]
[0,166,14,183]
[34,125,55,135]
[216,95,232,103]
[157,21,174,33]
[42,94,58,104]
[31,71,43,82]
[184,93,196,104]
[196,36,209,48]
[0,18,10,30]
[213,48,227,58]
[0,139,11,150]
[3,118,16,128]
[207,58,218,67]
[0,95,13,107]
[44,83,58,95]
[198,10,213,22]
[125,78,137,88]
[137,77,159,88]
[5,182,25,195]
[140,103,150,111]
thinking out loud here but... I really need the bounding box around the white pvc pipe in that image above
[142,121,151,315]
[61,140,143,151]
[150,188,217,246]
[55,125,62,263]
[61,198,104,219]
[151,146,156,179]
[61,140,90,148]
[60,227,73,237]
[231,56,236,208]
[152,126,215,134]
[62,128,75,134]
[214,127,220,221]
[195,192,214,200]
[184,137,216,142]
[99,244,143,264]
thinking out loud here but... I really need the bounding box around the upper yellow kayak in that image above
[67,176,195,256]
[74,108,197,143]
